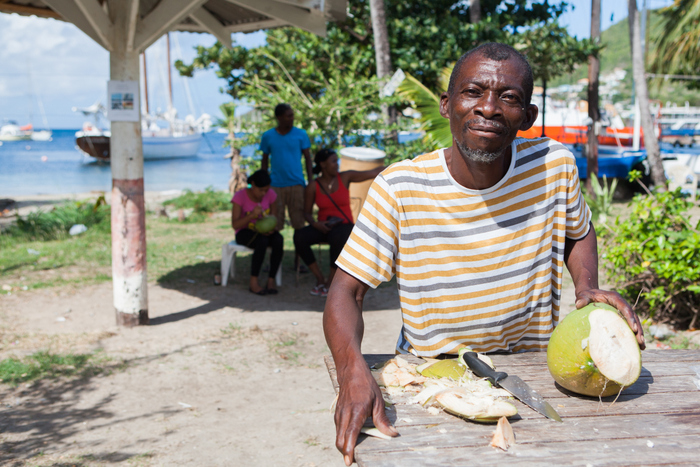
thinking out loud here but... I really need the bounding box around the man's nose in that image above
[474,91,501,118]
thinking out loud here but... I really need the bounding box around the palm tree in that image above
[586,0,601,195]
[217,102,247,195]
[369,0,397,138]
[649,0,700,77]
[628,0,665,189]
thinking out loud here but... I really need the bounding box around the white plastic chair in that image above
[220,240,282,287]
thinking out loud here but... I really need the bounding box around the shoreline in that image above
[0,190,192,228]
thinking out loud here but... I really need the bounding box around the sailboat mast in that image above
[142,53,150,115]
[166,32,173,111]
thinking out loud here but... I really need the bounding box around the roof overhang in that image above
[0,0,347,51]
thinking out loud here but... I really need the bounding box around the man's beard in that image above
[455,139,506,163]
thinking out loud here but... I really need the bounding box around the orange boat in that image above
[518,125,644,147]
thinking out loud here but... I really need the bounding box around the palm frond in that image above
[397,72,452,149]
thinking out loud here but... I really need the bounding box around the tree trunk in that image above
[470,0,481,23]
[541,79,547,138]
[369,0,397,140]
[628,0,666,189]
[227,132,247,195]
[586,0,601,194]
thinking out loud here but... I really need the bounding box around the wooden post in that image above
[110,30,149,326]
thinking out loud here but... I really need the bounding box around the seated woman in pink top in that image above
[231,170,283,295]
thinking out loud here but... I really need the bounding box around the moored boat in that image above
[0,122,32,141]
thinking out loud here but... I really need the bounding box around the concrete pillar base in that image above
[116,310,149,327]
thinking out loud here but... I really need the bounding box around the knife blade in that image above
[461,351,562,422]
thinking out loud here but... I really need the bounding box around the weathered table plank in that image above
[324,350,700,466]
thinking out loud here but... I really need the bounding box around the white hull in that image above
[142,133,202,159]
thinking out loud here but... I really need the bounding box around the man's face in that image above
[440,54,537,162]
[277,109,294,128]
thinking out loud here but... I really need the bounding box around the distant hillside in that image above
[550,9,700,106]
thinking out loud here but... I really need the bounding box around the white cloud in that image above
[0,13,263,128]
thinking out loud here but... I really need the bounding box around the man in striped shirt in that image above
[323,42,646,466]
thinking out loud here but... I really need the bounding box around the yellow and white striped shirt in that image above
[336,137,591,356]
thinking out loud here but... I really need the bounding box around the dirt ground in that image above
[0,262,581,467]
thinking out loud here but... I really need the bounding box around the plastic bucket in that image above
[339,147,386,221]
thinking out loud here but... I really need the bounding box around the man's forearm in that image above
[564,222,599,294]
[323,272,368,383]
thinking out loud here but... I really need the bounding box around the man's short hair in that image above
[447,43,534,106]
[274,103,293,117]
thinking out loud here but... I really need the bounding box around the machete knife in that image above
[461,351,563,422]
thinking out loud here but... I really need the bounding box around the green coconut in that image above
[254,215,277,234]
[547,302,642,397]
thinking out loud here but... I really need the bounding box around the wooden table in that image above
[324,350,700,466]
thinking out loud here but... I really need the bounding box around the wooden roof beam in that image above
[227,0,326,36]
[74,0,114,50]
[133,0,208,53]
[190,7,232,48]
[125,0,140,52]
[43,0,111,49]
[273,0,324,12]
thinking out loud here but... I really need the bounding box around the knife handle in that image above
[462,351,508,385]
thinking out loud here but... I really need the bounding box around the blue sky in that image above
[0,0,674,129]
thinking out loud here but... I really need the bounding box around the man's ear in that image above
[519,104,538,131]
[439,92,450,119]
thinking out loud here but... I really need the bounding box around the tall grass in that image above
[2,197,110,242]
[163,186,231,214]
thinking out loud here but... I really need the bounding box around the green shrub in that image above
[1,197,110,242]
[602,186,700,329]
[163,187,231,214]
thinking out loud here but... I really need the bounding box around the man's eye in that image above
[502,94,520,102]
[464,88,481,96]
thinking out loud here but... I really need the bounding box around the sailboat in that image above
[0,121,33,141]
[74,33,209,162]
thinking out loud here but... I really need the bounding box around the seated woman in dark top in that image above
[231,169,283,295]
[294,148,385,297]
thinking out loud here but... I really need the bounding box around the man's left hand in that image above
[575,289,646,350]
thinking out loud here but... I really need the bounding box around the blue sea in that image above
[0,129,237,196]
[0,130,424,197]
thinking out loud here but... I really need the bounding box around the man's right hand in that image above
[334,363,398,466]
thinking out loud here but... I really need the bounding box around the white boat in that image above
[73,104,209,161]
[31,130,53,141]
[0,122,32,141]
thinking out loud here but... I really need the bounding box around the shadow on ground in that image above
[154,256,400,325]
[0,363,175,465]
[0,340,232,465]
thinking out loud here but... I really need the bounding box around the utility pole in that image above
[586,0,601,194]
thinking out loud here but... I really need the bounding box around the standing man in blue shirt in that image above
[260,104,313,235]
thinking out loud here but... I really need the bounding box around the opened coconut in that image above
[547,302,641,397]
[254,215,277,234]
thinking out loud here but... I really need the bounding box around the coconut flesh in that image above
[371,355,517,423]
[547,302,642,397]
